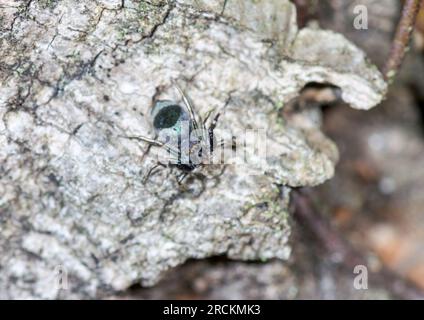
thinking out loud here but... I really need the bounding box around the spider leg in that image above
[174,82,200,130]
[123,135,181,158]
[177,172,189,185]
[231,135,237,151]
[202,109,215,127]
[208,112,221,153]
[143,162,167,184]
[206,92,234,152]
[123,134,163,147]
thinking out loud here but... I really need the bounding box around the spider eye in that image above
[153,104,182,129]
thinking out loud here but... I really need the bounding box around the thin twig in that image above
[291,0,317,28]
[383,0,422,82]
[291,188,424,300]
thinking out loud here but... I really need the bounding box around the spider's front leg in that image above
[125,135,164,147]
[208,112,221,153]
[123,134,181,158]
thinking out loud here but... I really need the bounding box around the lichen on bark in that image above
[0,0,386,298]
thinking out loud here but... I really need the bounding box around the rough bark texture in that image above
[0,0,385,298]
